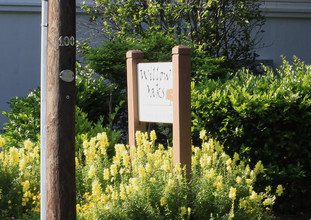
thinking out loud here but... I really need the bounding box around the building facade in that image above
[0,0,311,128]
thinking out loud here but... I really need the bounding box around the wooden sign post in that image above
[126,50,146,147]
[126,46,191,177]
[46,0,76,219]
[172,46,192,177]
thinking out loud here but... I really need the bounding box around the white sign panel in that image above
[137,62,173,123]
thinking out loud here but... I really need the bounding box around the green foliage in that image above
[82,0,265,69]
[82,31,179,91]
[192,57,311,214]
[76,62,126,129]
[1,89,40,146]
[1,63,122,149]
[81,34,231,145]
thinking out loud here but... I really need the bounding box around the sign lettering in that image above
[137,62,173,123]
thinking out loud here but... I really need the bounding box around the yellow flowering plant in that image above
[0,130,282,219]
[75,130,282,219]
[0,138,40,219]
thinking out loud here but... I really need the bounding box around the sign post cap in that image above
[172,45,191,55]
[126,50,144,59]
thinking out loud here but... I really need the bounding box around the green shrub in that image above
[76,62,126,134]
[1,64,122,149]
[82,31,179,91]
[192,57,311,215]
[82,0,265,70]
[81,34,231,145]
[1,89,40,146]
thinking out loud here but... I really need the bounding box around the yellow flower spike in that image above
[89,137,97,149]
[111,190,118,200]
[150,130,157,142]
[135,131,143,146]
[75,157,79,168]
[143,140,152,154]
[167,179,175,188]
[246,179,252,185]
[123,153,130,168]
[236,176,242,184]
[136,146,145,159]
[126,185,131,195]
[199,130,207,141]
[143,132,149,141]
[276,185,284,196]
[226,158,232,166]
[110,164,118,177]
[103,168,109,180]
[119,184,126,200]
[180,206,187,218]
[174,163,181,174]
[214,176,223,191]
[158,144,164,151]
[249,191,263,202]
[212,152,218,165]
[97,132,109,152]
[82,140,89,149]
[245,164,250,176]
[161,160,170,172]
[129,178,138,191]
[119,168,125,175]
[0,135,5,147]
[200,154,212,168]
[105,185,113,194]
[160,197,166,206]
[84,146,96,164]
[263,196,275,206]
[88,165,96,179]
[150,177,156,183]
[229,187,237,200]
[233,152,240,163]
[92,179,102,200]
[9,147,20,165]
[22,180,30,192]
[145,163,152,173]
[19,158,27,170]
[138,165,146,178]
[249,186,253,194]
[130,145,137,157]
[254,160,264,175]
[265,185,272,193]
[112,156,121,167]
[227,165,232,173]
[205,168,215,178]
[24,139,34,151]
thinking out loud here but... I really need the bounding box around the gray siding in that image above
[1,0,311,128]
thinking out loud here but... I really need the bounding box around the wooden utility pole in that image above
[46,0,76,219]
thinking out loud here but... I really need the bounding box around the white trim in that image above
[261,0,311,18]
[0,1,89,13]
[0,2,41,12]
